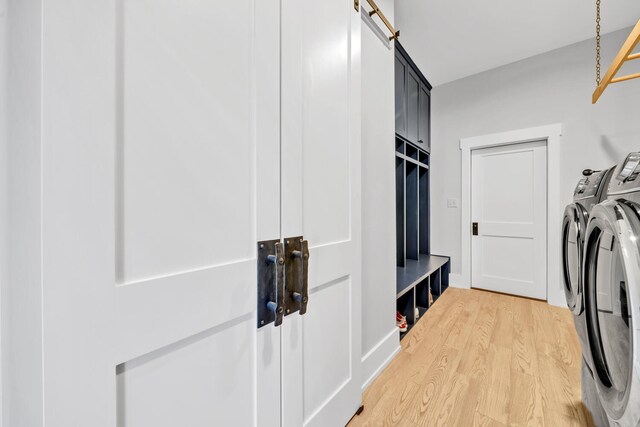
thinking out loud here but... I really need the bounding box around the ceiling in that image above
[395,0,640,86]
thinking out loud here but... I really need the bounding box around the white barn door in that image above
[280,0,362,426]
[41,1,279,426]
[39,0,360,425]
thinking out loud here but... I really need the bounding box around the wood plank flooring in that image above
[348,288,594,427]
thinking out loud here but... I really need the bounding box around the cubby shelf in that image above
[394,43,449,340]
[396,254,450,339]
[396,254,449,298]
[395,137,450,340]
[395,138,429,268]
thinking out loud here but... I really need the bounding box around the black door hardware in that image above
[472,222,478,236]
[257,240,285,328]
[284,236,310,316]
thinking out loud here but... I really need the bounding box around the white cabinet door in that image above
[471,141,547,300]
[280,0,362,426]
[41,1,278,425]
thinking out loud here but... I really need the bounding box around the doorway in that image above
[471,141,547,299]
[459,124,564,306]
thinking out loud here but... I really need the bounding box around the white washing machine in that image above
[563,167,614,426]
[583,153,640,426]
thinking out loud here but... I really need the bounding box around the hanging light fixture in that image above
[592,1,640,103]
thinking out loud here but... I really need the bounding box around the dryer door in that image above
[584,200,640,425]
[562,203,588,314]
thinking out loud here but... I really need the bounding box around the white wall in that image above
[431,28,640,297]
[360,0,400,390]
[3,0,44,425]
[0,0,7,423]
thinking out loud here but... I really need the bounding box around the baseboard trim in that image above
[451,273,567,308]
[547,292,567,308]
[361,328,400,391]
[448,273,468,289]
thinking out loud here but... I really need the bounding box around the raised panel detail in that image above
[482,236,534,283]
[481,150,534,224]
[302,0,350,246]
[117,0,253,282]
[394,54,407,137]
[116,316,254,427]
[406,71,419,143]
[303,278,351,421]
[418,84,430,148]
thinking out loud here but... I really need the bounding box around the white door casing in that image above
[280,0,362,426]
[471,141,547,299]
[459,124,564,307]
[41,1,276,425]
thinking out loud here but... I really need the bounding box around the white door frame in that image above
[459,123,565,307]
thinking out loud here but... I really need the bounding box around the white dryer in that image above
[583,153,640,426]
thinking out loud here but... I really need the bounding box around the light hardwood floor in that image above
[349,288,594,427]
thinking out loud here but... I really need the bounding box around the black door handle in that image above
[257,240,285,328]
[298,240,309,315]
[285,237,310,316]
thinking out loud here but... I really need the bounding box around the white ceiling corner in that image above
[395,0,640,86]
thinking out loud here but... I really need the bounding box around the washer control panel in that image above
[608,152,640,195]
[574,169,608,200]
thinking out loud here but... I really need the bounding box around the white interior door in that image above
[280,0,362,426]
[41,1,278,425]
[471,141,547,299]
